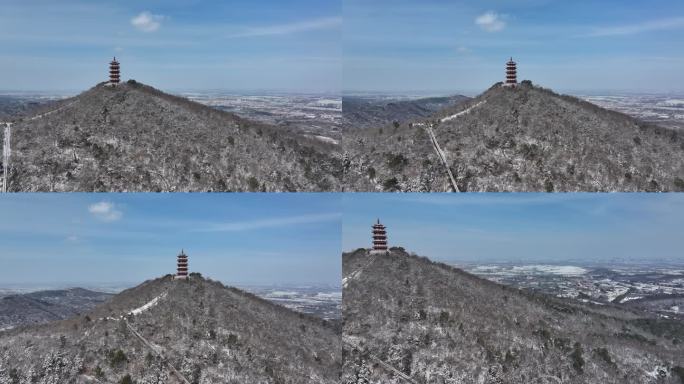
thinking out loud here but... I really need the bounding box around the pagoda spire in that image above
[370,219,389,254]
[505,57,517,86]
[109,57,120,84]
[176,249,189,280]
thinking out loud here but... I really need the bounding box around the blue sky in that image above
[0,0,340,92]
[344,0,684,94]
[343,194,684,265]
[0,194,341,286]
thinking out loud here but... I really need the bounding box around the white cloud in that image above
[65,235,79,242]
[228,16,342,38]
[457,46,471,54]
[131,11,165,32]
[88,202,122,222]
[197,213,341,232]
[475,11,506,32]
[584,17,684,37]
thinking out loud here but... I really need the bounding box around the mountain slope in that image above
[342,95,470,130]
[0,288,113,330]
[0,275,341,384]
[5,81,341,191]
[343,83,684,191]
[342,248,684,384]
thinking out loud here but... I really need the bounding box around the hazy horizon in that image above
[0,194,342,286]
[342,193,684,265]
[0,0,341,92]
[344,0,684,93]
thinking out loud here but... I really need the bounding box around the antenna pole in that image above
[2,123,11,193]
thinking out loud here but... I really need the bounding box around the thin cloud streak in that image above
[394,193,599,206]
[195,213,341,232]
[583,16,684,37]
[227,16,342,38]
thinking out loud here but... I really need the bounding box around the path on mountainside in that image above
[346,337,565,384]
[25,99,80,122]
[412,100,487,192]
[124,291,323,383]
[342,254,378,288]
[1,99,80,192]
[424,124,459,192]
[124,320,191,384]
[344,339,420,384]
[121,290,191,384]
[439,100,486,122]
[93,290,191,384]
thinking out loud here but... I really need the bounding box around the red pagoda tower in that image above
[370,219,388,254]
[505,57,517,86]
[109,57,120,84]
[176,249,189,280]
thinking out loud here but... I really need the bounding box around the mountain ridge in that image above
[343,82,684,191]
[0,288,113,330]
[342,95,470,131]
[5,81,342,192]
[342,247,684,384]
[0,274,341,384]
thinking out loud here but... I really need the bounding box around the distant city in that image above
[579,94,684,131]
[460,262,684,320]
[180,91,341,141]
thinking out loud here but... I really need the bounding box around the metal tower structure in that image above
[2,123,10,193]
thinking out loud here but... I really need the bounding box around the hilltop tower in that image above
[505,57,517,86]
[370,219,389,254]
[109,57,120,84]
[176,249,189,279]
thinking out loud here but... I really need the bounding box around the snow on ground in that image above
[510,265,588,276]
[440,100,486,122]
[268,291,299,297]
[304,134,339,145]
[660,99,684,106]
[606,287,630,302]
[620,296,644,303]
[644,365,668,379]
[315,292,342,299]
[129,292,167,315]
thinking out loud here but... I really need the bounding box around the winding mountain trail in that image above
[25,99,80,121]
[439,100,486,122]
[424,124,459,192]
[344,339,420,384]
[124,320,191,384]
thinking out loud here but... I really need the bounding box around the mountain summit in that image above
[0,274,341,383]
[6,81,341,191]
[342,248,684,384]
[343,82,684,191]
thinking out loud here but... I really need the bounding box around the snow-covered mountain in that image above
[4,81,342,192]
[0,274,341,383]
[343,82,684,191]
[342,248,684,383]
